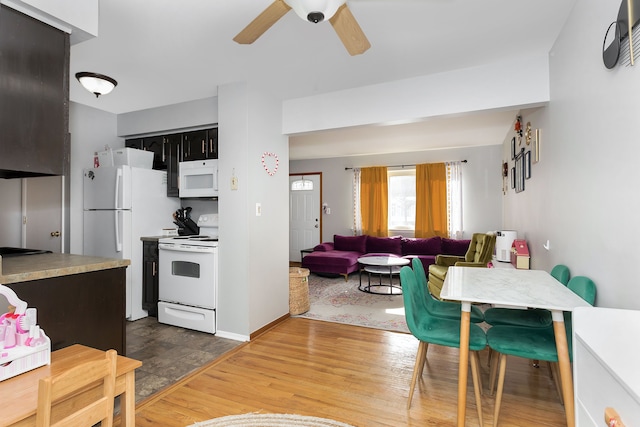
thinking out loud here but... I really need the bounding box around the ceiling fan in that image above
[233,0,371,56]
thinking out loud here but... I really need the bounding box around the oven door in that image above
[158,243,218,309]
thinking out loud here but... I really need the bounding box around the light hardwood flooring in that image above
[127,317,567,427]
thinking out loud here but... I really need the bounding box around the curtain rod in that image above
[344,160,467,171]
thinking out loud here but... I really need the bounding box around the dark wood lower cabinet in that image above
[142,240,159,317]
[6,268,126,355]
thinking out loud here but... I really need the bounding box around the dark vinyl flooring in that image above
[125,316,242,403]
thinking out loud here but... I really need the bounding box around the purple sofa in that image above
[301,234,471,279]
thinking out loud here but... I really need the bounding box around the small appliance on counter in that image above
[510,239,530,269]
[495,230,517,262]
[0,285,50,381]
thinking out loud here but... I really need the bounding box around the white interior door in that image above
[23,176,64,252]
[289,174,321,262]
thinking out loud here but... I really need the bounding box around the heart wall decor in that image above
[261,151,279,176]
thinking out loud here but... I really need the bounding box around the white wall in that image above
[69,102,123,254]
[217,82,289,338]
[283,56,550,134]
[117,97,218,137]
[502,0,640,309]
[290,145,503,241]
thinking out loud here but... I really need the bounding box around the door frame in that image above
[289,172,323,261]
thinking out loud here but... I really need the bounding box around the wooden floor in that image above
[129,318,566,427]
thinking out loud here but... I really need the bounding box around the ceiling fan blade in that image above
[233,0,291,44]
[329,4,371,56]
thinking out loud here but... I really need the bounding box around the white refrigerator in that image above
[83,166,180,320]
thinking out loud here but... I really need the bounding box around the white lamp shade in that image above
[75,72,117,97]
[285,0,346,22]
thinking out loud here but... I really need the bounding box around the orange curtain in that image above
[415,163,447,238]
[360,167,388,237]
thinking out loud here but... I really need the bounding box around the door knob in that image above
[50,231,61,237]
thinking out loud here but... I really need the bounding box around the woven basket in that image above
[289,267,310,315]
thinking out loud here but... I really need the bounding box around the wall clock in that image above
[261,151,279,176]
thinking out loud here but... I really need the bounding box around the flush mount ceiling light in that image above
[75,72,118,97]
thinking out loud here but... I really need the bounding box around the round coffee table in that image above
[357,255,410,295]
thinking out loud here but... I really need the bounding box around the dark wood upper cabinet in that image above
[164,133,182,197]
[181,130,208,161]
[0,5,69,178]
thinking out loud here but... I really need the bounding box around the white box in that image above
[98,148,153,169]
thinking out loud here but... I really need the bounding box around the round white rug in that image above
[188,413,356,427]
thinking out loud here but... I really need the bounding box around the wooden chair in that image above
[36,349,118,427]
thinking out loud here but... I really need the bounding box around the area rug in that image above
[188,413,356,427]
[295,273,409,333]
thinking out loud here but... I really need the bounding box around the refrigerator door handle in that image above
[115,167,123,210]
[115,211,123,252]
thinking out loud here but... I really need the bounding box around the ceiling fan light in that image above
[285,0,346,23]
[75,72,118,97]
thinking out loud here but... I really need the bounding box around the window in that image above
[291,179,314,191]
[388,168,416,230]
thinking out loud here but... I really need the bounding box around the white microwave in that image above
[179,159,218,198]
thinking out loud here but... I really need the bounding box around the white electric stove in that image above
[157,214,219,333]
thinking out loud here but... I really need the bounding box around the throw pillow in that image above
[442,238,471,256]
[402,236,442,255]
[366,236,402,255]
[333,234,367,253]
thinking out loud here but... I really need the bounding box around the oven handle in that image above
[158,243,216,254]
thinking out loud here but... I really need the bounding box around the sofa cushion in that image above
[302,251,361,269]
[442,238,471,256]
[333,234,367,253]
[401,236,442,256]
[366,236,402,255]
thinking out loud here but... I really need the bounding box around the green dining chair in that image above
[411,258,484,323]
[483,264,571,329]
[400,266,487,425]
[486,276,596,426]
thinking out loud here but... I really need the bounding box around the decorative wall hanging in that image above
[261,151,279,176]
[511,137,516,160]
[525,151,531,179]
[514,115,523,146]
[515,148,525,193]
[525,122,532,145]
[533,129,541,163]
[603,0,640,68]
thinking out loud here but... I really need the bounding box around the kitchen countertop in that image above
[140,235,166,242]
[0,253,130,284]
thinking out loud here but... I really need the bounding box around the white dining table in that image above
[441,266,592,427]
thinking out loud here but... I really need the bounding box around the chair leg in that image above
[550,362,564,405]
[489,349,500,396]
[469,351,484,427]
[407,341,427,409]
[417,343,429,378]
[493,353,508,427]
